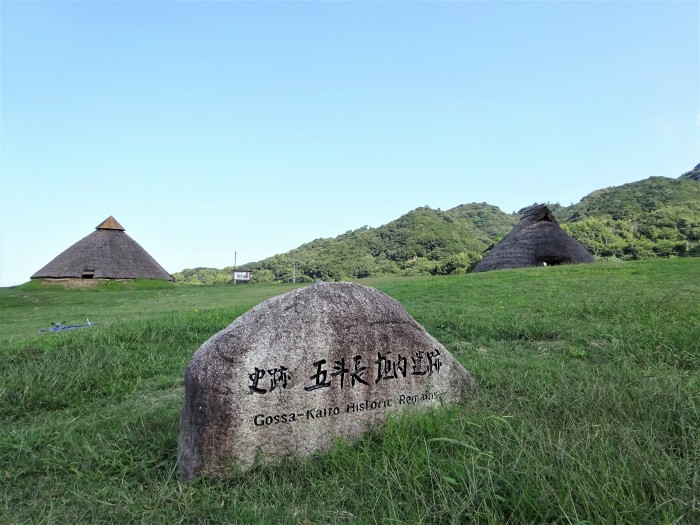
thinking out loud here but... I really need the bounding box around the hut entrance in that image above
[537,256,570,266]
[82,270,95,279]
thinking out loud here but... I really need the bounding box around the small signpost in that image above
[232,271,251,284]
[231,251,252,284]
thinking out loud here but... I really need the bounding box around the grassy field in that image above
[1,259,698,524]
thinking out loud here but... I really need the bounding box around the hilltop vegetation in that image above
[176,203,516,284]
[175,166,700,284]
[559,166,700,260]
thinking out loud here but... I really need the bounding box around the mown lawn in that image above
[1,259,698,524]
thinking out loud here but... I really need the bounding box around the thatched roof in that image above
[31,216,173,281]
[472,205,594,273]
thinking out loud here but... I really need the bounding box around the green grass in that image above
[1,259,698,524]
[0,279,303,345]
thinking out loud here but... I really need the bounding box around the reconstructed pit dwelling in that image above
[31,216,173,283]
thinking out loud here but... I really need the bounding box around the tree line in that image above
[173,168,700,285]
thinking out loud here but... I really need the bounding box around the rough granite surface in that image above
[178,282,477,480]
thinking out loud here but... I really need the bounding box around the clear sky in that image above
[1,1,698,287]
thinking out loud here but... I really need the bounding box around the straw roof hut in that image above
[31,216,174,281]
[472,205,594,273]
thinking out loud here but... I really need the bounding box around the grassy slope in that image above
[1,260,698,524]
[0,280,303,345]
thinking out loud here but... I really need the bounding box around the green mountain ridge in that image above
[175,166,700,284]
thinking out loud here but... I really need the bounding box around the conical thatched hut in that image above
[472,205,594,273]
[31,216,174,282]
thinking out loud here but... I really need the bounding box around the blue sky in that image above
[1,1,698,286]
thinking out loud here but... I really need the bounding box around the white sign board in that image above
[233,271,251,281]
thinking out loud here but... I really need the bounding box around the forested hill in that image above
[557,165,700,260]
[174,166,700,284]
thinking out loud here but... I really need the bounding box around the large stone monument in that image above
[178,282,477,481]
